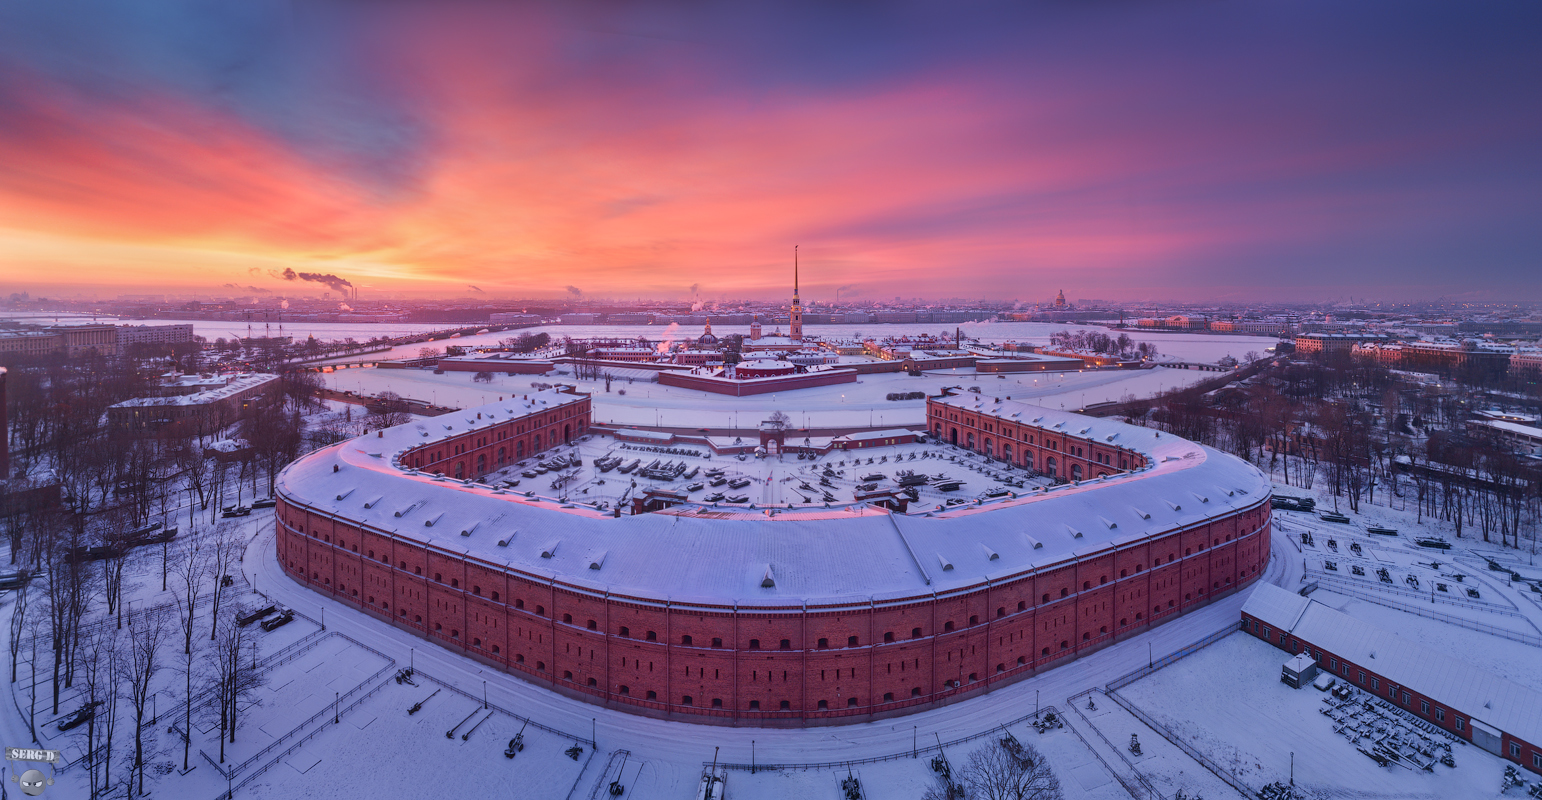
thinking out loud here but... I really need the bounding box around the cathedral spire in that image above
[790,245,803,341]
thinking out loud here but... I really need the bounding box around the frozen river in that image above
[325,361,1222,430]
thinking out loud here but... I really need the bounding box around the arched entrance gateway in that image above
[273,388,1271,725]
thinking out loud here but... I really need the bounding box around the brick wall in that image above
[277,489,1270,725]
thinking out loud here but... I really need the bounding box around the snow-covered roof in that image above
[1248,584,1542,745]
[110,373,278,408]
[276,389,1269,608]
[1240,583,1310,631]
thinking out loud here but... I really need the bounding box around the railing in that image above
[211,667,399,800]
[705,708,1056,772]
[1308,571,1526,618]
[1106,690,1255,799]
[1105,623,1241,693]
[1305,578,1542,647]
[1064,691,1160,800]
[413,670,595,746]
[203,655,397,780]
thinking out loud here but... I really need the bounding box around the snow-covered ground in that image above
[1116,632,1513,800]
[323,361,1218,429]
[309,322,1278,366]
[10,404,1542,799]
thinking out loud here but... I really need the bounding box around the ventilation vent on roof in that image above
[367,452,383,458]
[443,424,453,431]
[1033,416,1043,423]
[540,540,559,558]
[1165,500,1182,512]
[363,496,383,509]
[761,565,775,588]
[937,553,954,571]
[1078,428,1089,435]
[1065,525,1083,540]
[496,537,510,547]
[460,521,479,538]
[420,431,430,437]
[980,544,999,561]
[1098,517,1117,530]
[335,488,354,502]
[394,501,423,518]
[1025,535,1043,549]
[1192,492,1210,504]
[587,550,607,570]
[423,513,443,527]
[1133,508,1151,520]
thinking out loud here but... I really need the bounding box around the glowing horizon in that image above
[1,2,1538,303]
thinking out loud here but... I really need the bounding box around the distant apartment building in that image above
[1210,318,1293,335]
[117,323,196,355]
[107,373,280,436]
[1512,349,1542,373]
[488,312,542,325]
[0,325,116,358]
[1293,332,1389,355]
[1399,339,1515,375]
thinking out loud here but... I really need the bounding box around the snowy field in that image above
[323,361,1219,429]
[308,321,1279,365]
[1115,632,1513,800]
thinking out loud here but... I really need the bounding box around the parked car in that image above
[221,506,252,518]
[237,605,278,626]
[57,701,103,731]
[261,609,296,631]
[251,498,277,509]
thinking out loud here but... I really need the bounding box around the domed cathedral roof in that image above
[697,318,719,346]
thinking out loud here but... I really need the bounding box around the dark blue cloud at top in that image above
[0,0,430,199]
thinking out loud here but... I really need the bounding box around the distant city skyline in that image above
[0,1,1538,302]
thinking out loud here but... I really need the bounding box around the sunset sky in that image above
[1,1,1538,302]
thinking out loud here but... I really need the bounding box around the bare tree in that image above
[206,614,264,762]
[924,737,1062,800]
[367,391,411,429]
[9,573,31,683]
[207,527,240,641]
[75,624,118,799]
[122,606,168,797]
[171,541,211,771]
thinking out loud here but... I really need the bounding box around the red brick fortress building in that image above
[929,388,1142,481]
[274,389,1272,725]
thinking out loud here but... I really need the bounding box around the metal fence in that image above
[1063,691,1160,800]
[413,669,596,747]
[1310,577,1542,646]
[1105,623,1241,694]
[705,707,1057,773]
[1310,571,1528,619]
[1105,690,1256,799]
